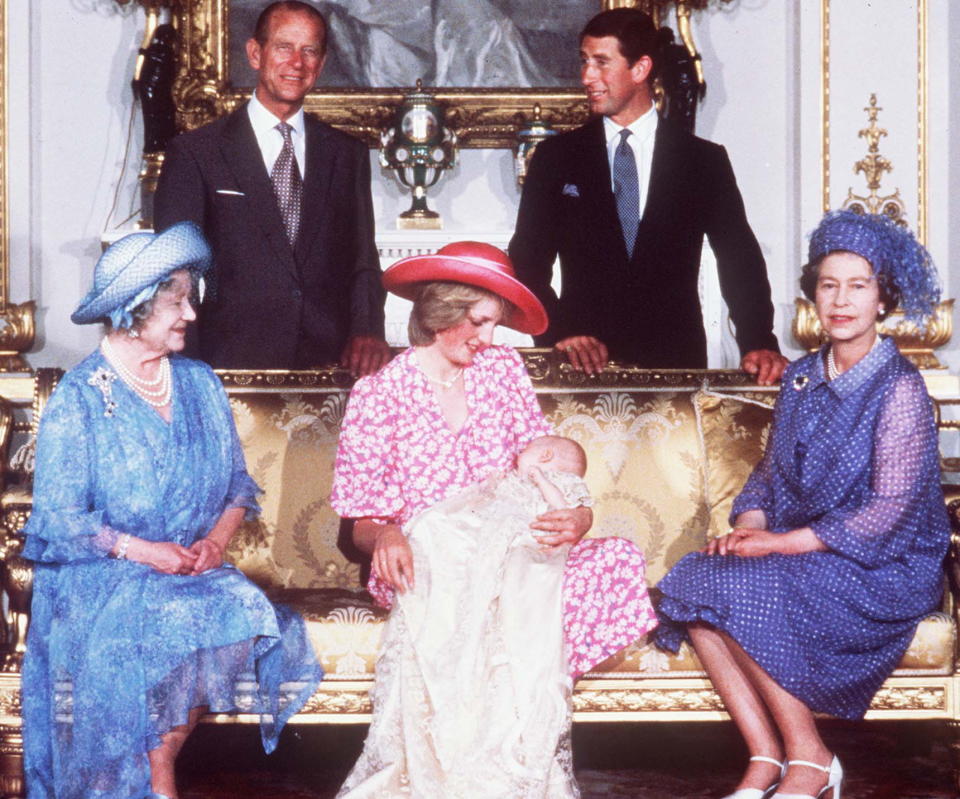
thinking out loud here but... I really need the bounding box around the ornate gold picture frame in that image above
[0,0,35,371]
[0,0,7,304]
[172,0,624,148]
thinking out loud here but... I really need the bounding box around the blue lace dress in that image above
[656,337,949,719]
[21,350,322,799]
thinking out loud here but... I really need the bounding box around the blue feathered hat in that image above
[72,222,211,326]
[806,210,940,322]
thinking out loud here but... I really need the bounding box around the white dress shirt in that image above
[246,91,306,176]
[603,104,658,224]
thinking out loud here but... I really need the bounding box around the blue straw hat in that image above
[71,222,212,325]
[807,210,940,321]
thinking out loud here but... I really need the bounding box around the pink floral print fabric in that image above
[332,345,657,677]
[332,346,552,524]
[563,536,658,679]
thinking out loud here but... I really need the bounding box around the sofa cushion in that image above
[694,390,776,538]
[269,588,388,678]
[272,589,955,680]
[897,611,957,672]
[226,393,355,591]
[585,611,955,677]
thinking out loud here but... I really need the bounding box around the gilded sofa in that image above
[0,352,958,797]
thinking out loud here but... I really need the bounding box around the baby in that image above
[429,434,592,535]
[515,434,591,516]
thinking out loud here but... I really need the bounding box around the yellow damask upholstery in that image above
[541,391,708,583]
[227,388,713,591]
[897,612,956,672]
[240,380,953,682]
[225,393,359,591]
[267,588,388,677]
[286,580,955,679]
[585,611,955,677]
[694,390,776,537]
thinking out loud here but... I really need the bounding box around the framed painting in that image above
[173,0,641,147]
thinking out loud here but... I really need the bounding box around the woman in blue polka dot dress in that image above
[655,210,949,799]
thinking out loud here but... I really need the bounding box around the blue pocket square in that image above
[561,183,580,198]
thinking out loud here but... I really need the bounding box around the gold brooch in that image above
[793,374,809,391]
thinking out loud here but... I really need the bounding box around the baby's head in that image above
[517,435,587,478]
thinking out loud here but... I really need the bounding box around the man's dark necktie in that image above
[271,121,302,245]
[613,128,639,257]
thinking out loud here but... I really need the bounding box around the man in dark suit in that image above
[155,1,389,374]
[509,8,787,384]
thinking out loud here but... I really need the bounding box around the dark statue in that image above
[133,23,178,154]
[657,26,706,134]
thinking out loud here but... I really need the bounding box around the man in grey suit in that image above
[155,1,389,373]
[510,8,787,384]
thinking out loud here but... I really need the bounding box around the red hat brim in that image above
[382,254,548,336]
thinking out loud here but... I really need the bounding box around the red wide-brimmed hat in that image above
[382,241,548,335]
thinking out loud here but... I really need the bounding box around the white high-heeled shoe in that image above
[771,755,843,799]
[722,755,786,799]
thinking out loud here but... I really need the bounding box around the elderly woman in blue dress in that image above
[21,223,322,799]
[655,210,949,799]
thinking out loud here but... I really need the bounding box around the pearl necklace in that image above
[101,337,173,407]
[102,336,165,388]
[423,367,463,390]
[826,347,841,381]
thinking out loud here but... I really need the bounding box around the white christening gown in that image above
[337,470,591,798]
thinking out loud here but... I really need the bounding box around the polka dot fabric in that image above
[655,336,949,719]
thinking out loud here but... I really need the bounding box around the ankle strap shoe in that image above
[771,755,843,799]
[722,755,786,799]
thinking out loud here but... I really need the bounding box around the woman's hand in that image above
[705,527,782,557]
[704,526,827,558]
[531,505,592,548]
[126,538,198,575]
[371,524,415,593]
[188,537,225,575]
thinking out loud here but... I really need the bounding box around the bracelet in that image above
[116,533,131,560]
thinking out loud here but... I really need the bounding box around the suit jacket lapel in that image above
[577,118,629,265]
[295,116,337,265]
[639,121,681,228]
[219,106,298,280]
[632,120,683,266]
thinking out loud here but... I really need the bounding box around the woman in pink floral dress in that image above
[331,241,657,797]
